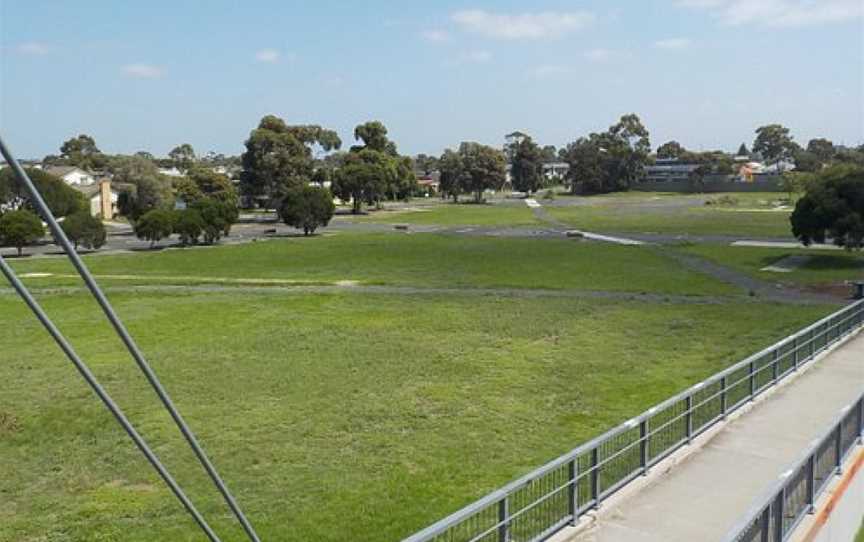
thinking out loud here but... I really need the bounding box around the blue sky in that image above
[1,0,862,159]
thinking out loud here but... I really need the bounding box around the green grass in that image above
[0,289,834,541]
[343,201,540,227]
[546,192,794,237]
[856,518,864,542]
[679,244,864,287]
[8,233,737,296]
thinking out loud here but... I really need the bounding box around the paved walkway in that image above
[562,332,864,542]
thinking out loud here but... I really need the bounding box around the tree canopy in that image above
[279,185,335,235]
[61,211,107,250]
[0,167,86,218]
[657,141,685,160]
[112,156,174,221]
[563,113,651,194]
[0,209,45,256]
[169,144,197,171]
[240,115,341,206]
[60,134,107,170]
[753,124,796,168]
[134,209,175,247]
[791,165,864,250]
[508,135,544,195]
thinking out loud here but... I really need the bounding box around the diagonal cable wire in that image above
[0,256,222,542]
[0,136,262,542]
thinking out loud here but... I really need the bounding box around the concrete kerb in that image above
[548,324,864,542]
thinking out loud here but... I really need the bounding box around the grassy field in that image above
[0,288,834,541]
[545,192,795,238]
[9,233,737,296]
[342,202,540,227]
[679,245,864,287]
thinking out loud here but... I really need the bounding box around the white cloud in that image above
[254,49,281,63]
[421,29,450,42]
[678,0,863,27]
[451,9,595,40]
[654,37,692,50]
[122,64,164,79]
[16,42,49,55]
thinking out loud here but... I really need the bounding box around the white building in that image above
[45,166,96,186]
[158,166,184,178]
[73,181,120,219]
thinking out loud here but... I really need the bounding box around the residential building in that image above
[542,162,569,180]
[72,180,120,219]
[45,165,96,186]
[642,158,700,183]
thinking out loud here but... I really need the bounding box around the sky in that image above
[1,0,863,160]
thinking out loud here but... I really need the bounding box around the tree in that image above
[737,143,750,157]
[509,135,544,195]
[0,209,45,256]
[458,142,507,203]
[791,165,864,250]
[793,148,821,173]
[540,145,558,163]
[240,115,341,205]
[562,114,651,194]
[0,168,86,218]
[134,209,175,247]
[61,211,106,250]
[438,149,464,202]
[688,164,712,192]
[60,134,105,169]
[192,198,234,243]
[134,151,155,161]
[414,154,439,175]
[753,124,796,169]
[173,209,204,245]
[279,185,335,235]
[332,150,391,213]
[169,144,197,171]
[353,121,396,155]
[112,156,174,221]
[657,141,685,160]
[806,138,835,165]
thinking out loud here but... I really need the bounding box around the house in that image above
[642,158,700,183]
[158,166,184,178]
[542,162,569,180]
[417,173,440,195]
[72,180,120,219]
[45,166,96,186]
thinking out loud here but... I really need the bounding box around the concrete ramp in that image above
[556,334,864,542]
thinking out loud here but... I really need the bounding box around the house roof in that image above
[45,165,88,178]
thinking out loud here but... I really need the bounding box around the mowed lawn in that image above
[545,192,795,238]
[0,289,834,541]
[342,202,540,227]
[9,233,736,296]
[679,245,864,287]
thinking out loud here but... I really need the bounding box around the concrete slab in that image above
[556,332,864,542]
[733,241,842,250]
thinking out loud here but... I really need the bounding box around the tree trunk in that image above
[17,246,23,257]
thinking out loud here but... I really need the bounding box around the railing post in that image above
[568,459,578,525]
[749,361,756,400]
[792,337,799,370]
[720,376,728,420]
[498,496,509,542]
[639,419,649,475]
[773,492,785,542]
[685,395,693,444]
[759,504,771,542]
[858,398,864,445]
[806,454,816,514]
[834,425,843,475]
[772,349,779,383]
[590,448,600,510]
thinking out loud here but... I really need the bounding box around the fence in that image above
[723,392,863,542]
[404,300,864,542]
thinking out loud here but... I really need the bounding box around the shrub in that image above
[61,211,107,250]
[279,185,335,235]
[173,209,205,246]
[0,209,45,256]
[134,209,175,247]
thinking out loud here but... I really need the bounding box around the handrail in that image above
[404,300,864,542]
[723,393,864,542]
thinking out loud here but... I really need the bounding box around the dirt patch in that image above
[800,282,857,300]
[0,412,21,435]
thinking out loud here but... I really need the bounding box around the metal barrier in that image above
[723,392,864,542]
[404,300,864,542]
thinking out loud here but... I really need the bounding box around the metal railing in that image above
[404,300,864,542]
[723,392,863,542]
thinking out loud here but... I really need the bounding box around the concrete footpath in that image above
[556,332,864,542]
